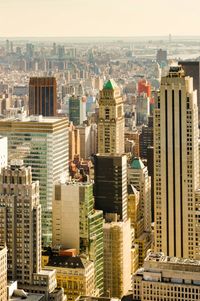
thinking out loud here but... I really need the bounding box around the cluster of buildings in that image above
[0,74,153,301]
[1,36,200,301]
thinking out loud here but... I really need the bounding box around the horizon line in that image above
[1,35,200,38]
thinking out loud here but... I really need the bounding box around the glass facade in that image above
[69,97,81,125]
[0,118,69,246]
[79,184,104,296]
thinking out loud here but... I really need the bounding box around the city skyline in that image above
[1,0,200,37]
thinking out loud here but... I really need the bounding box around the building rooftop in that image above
[95,153,126,158]
[77,296,120,301]
[146,252,200,267]
[10,293,44,301]
[0,115,66,123]
[167,66,185,78]
[35,269,55,276]
[103,79,118,90]
[47,255,89,269]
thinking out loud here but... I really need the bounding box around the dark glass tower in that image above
[29,77,57,116]
[94,154,127,221]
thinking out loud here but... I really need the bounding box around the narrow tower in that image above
[98,79,124,154]
[154,66,199,258]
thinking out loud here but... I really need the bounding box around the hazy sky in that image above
[1,0,200,37]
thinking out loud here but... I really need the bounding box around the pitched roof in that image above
[130,157,144,170]
[47,256,85,269]
[103,79,118,90]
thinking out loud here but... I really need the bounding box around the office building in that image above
[127,184,151,267]
[125,130,140,157]
[29,77,57,116]
[133,252,200,301]
[139,116,153,159]
[128,157,151,233]
[125,139,134,155]
[86,96,96,115]
[0,246,7,301]
[0,161,60,300]
[94,154,127,221]
[136,93,150,126]
[134,233,152,268]
[0,115,69,246]
[128,158,152,266]
[125,111,136,130]
[103,214,132,298]
[69,95,86,126]
[98,79,124,154]
[179,61,200,122]
[53,182,104,295]
[77,124,98,159]
[131,245,139,274]
[127,185,143,238]
[154,66,199,258]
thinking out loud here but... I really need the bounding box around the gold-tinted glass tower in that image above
[98,79,124,154]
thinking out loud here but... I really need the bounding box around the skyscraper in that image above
[29,77,57,116]
[128,157,151,233]
[178,61,200,123]
[0,161,59,299]
[103,213,132,298]
[0,115,69,246]
[98,79,124,154]
[0,161,42,283]
[128,158,152,266]
[94,154,127,221]
[139,116,153,159]
[53,182,104,295]
[77,124,98,159]
[69,95,86,126]
[154,66,199,258]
